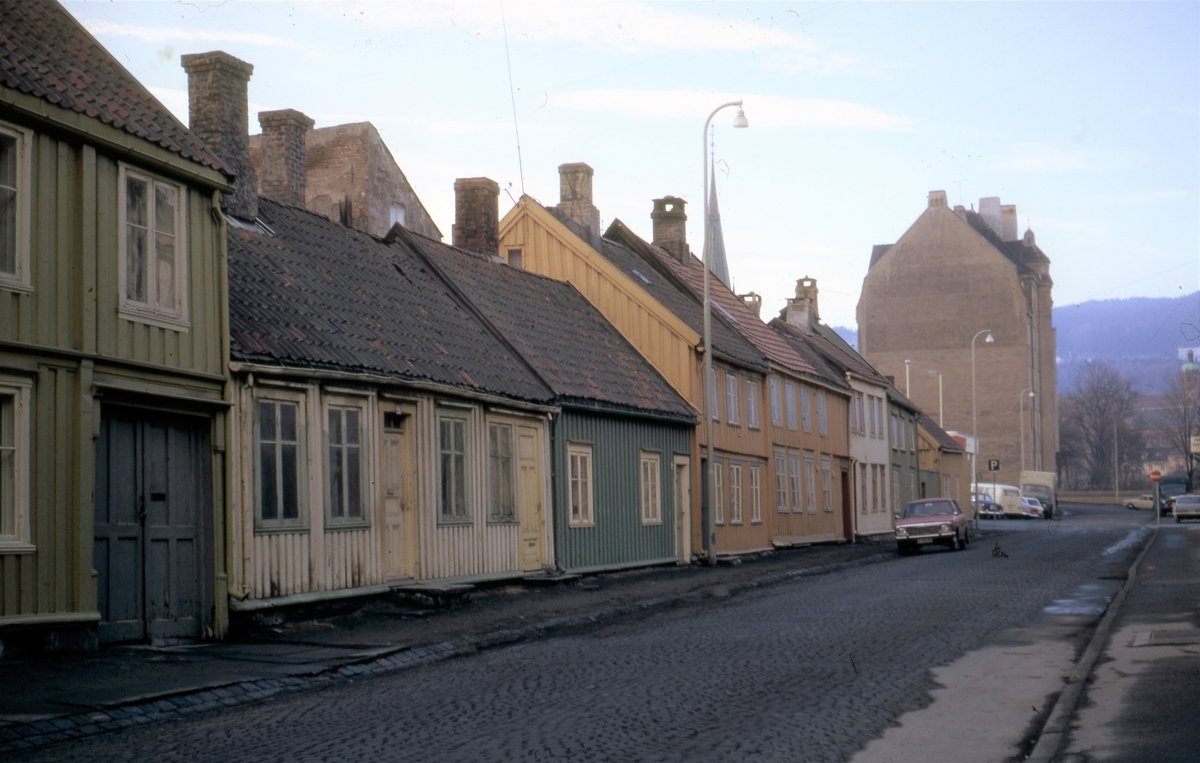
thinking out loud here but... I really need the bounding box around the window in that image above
[729,463,743,524]
[507,248,523,270]
[879,465,887,511]
[770,378,783,426]
[890,414,898,447]
[856,393,865,434]
[258,399,303,528]
[327,405,364,523]
[859,463,868,514]
[821,455,832,512]
[775,450,788,513]
[119,165,188,330]
[749,464,762,524]
[800,387,812,432]
[709,368,720,421]
[568,443,593,527]
[439,412,470,522]
[910,470,918,506]
[942,474,952,499]
[389,203,406,228]
[870,397,878,437]
[0,122,32,292]
[892,467,901,514]
[746,380,761,429]
[788,453,802,512]
[725,373,740,426]
[0,377,32,551]
[817,393,827,436]
[713,461,725,525]
[804,452,817,513]
[785,383,797,429]
[488,422,516,522]
[640,452,661,525]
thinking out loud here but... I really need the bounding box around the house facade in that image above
[0,1,235,650]
[888,388,922,517]
[916,413,971,509]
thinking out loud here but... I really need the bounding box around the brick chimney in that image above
[927,190,948,208]
[651,196,688,263]
[739,292,762,317]
[556,163,601,246]
[452,177,499,255]
[258,109,314,208]
[979,196,1002,237]
[784,277,819,334]
[1000,204,1018,241]
[181,51,258,220]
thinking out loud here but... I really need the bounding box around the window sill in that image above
[254,524,310,536]
[0,541,36,555]
[750,519,763,525]
[119,305,190,333]
[325,520,371,532]
[729,520,744,526]
[486,517,518,526]
[568,521,595,529]
[640,519,663,527]
[437,517,474,528]
[0,276,33,294]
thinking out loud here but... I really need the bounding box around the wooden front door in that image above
[673,457,690,562]
[516,425,543,572]
[94,410,212,643]
[381,412,415,580]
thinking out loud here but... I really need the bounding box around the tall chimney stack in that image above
[452,177,499,255]
[1000,204,1018,241]
[979,196,1002,237]
[784,277,820,334]
[651,196,688,263]
[181,51,258,220]
[927,190,948,208]
[556,163,601,246]
[258,109,314,208]
[739,292,762,318]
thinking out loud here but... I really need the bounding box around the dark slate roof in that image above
[769,320,851,392]
[869,244,892,270]
[885,384,921,414]
[962,211,1051,276]
[918,411,965,453]
[810,322,890,385]
[596,225,768,372]
[0,0,227,174]
[227,198,552,404]
[405,233,695,422]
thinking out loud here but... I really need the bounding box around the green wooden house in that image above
[0,0,235,650]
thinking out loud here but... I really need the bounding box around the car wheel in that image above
[1126,503,1134,510]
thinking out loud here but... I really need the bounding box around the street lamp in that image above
[1020,388,1035,472]
[904,359,912,397]
[927,370,943,427]
[970,330,993,525]
[702,100,748,566]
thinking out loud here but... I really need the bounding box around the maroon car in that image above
[895,498,970,554]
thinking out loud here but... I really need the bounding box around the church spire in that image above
[706,165,731,289]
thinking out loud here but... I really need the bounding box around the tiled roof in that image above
[227,198,552,404]
[962,211,1045,277]
[406,234,695,422]
[0,0,227,174]
[769,320,851,392]
[597,225,768,372]
[918,411,965,453]
[605,219,816,378]
[810,322,891,385]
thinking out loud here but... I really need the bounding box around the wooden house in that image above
[916,413,971,507]
[0,0,235,649]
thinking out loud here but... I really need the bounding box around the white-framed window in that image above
[788,452,802,512]
[256,395,306,530]
[804,451,817,513]
[487,422,516,523]
[709,368,720,422]
[713,460,725,525]
[438,411,470,523]
[118,164,189,331]
[871,465,880,512]
[640,451,661,525]
[774,450,788,513]
[746,380,761,429]
[568,443,594,527]
[891,413,898,448]
[507,248,524,270]
[0,376,32,552]
[856,393,865,434]
[0,121,33,293]
[800,387,812,432]
[769,377,782,427]
[868,396,877,437]
[326,402,366,526]
[785,383,797,429]
[881,466,887,510]
[817,393,828,436]
[725,373,740,426]
[892,467,901,514]
[749,464,762,524]
[729,462,743,525]
[859,463,868,514]
[821,454,832,512]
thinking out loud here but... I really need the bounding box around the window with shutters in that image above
[770,378,783,426]
[749,464,762,524]
[804,451,817,513]
[800,387,812,432]
[118,164,188,330]
[785,383,797,429]
[775,450,789,513]
[713,460,725,525]
[746,380,761,429]
[256,395,306,531]
[725,373,740,426]
[817,393,828,436]
[789,452,802,512]
[728,463,743,525]
[568,443,594,527]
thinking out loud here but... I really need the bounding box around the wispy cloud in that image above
[553,89,913,131]
[83,19,303,49]
[989,144,1142,173]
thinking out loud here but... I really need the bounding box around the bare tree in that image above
[1061,361,1142,489]
[1157,370,1199,490]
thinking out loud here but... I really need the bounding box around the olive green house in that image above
[0,0,235,651]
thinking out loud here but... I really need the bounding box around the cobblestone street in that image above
[9,505,1154,762]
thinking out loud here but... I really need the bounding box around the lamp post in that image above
[701,100,748,566]
[904,359,912,397]
[970,330,993,526]
[1020,388,1035,472]
[928,370,943,427]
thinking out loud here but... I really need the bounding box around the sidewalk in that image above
[0,539,910,754]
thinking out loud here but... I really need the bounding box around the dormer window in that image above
[389,203,406,228]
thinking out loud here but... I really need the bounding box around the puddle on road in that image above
[1043,583,1114,616]
[1103,528,1148,556]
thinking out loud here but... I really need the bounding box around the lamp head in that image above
[732,108,749,129]
[985,333,995,344]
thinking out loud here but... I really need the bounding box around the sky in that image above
[66,0,1200,329]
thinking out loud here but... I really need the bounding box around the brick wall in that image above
[452,178,499,256]
[257,109,314,207]
[181,51,257,220]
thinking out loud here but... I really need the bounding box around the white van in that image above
[973,483,1024,518]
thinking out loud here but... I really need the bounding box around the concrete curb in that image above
[1025,526,1159,763]
[0,547,897,756]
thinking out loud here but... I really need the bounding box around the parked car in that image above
[1173,494,1200,523]
[973,493,1003,520]
[1125,494,1156,511]
[1021,497,1045,519]
[895,499,970,555]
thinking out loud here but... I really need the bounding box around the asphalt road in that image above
[12,504,1154,763]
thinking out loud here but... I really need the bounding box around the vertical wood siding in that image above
[553,410,690,572]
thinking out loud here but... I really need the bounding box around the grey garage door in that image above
[94,409,212,643]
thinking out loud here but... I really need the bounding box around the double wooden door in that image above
[94,409,212,643]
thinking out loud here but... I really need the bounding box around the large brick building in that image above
[856,191,1057,488]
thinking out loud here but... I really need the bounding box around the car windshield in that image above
[904,500,954,518]
[1175,495,1200,506]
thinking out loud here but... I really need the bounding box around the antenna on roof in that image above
[503,182,518,206]
[501,2,526,196]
